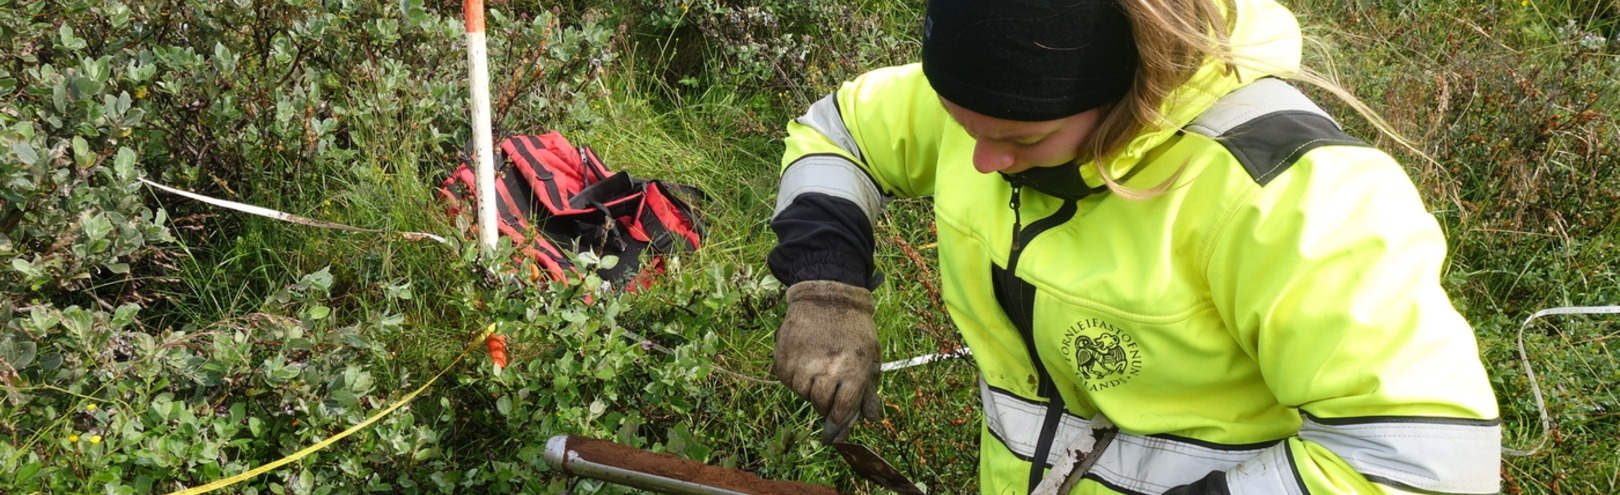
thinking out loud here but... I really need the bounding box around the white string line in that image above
[882,347,973,372]
[622,326,973,385]
[140,179,450,244]
[701,348,972,385]
[140,179,979,377]
[1503,305,1620,457]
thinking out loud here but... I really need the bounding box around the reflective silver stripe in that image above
[1184,78,1339,138]
[980,382,1270,493]
[773,92,888,221]
[1226,443,1307,495]
[1088,430,1273,494]
[1301,416,1502,494]
[795,93,864,163]
[773,155,888,223]
[981,379,1090,462]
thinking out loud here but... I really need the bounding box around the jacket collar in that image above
[1004,166,1109,202]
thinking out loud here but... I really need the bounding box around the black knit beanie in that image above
[921,0,1139,121]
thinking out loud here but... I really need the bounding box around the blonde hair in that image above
[1081,0,1413,199]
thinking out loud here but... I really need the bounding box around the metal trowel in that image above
[830,418,927,495]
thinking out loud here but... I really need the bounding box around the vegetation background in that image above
[1,0,1616,493]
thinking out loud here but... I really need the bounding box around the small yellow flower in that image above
[89,435,103,444]
[69,434,80,443]
[1520,0,1529,5]
[85,404,98,411]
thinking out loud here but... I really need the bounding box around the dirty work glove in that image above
[772,280,883,444]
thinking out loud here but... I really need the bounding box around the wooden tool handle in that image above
[545,435,843,495]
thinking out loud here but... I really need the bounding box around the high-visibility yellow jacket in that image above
[766,0,1502,493]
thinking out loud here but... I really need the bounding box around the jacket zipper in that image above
[1000,181,1083,492]
[1009,184,1026,257]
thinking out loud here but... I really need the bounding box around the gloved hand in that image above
[772,280,883,444]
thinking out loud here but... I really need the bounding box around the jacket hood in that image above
[1079,0,1303,187]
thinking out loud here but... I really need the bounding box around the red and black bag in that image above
[438,131,705,289]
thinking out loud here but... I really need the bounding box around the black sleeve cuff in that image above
[767,193,877,288]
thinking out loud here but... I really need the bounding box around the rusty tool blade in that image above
[831,441,926,495]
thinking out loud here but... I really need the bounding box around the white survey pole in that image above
[464,0,498,255]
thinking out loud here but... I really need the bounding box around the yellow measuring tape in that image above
[165,324,497,495]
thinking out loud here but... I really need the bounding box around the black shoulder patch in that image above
[1213,110,1367,186]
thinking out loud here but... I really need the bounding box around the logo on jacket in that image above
[1061,319,1142,391]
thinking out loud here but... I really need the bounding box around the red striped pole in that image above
[464,0,498,255]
